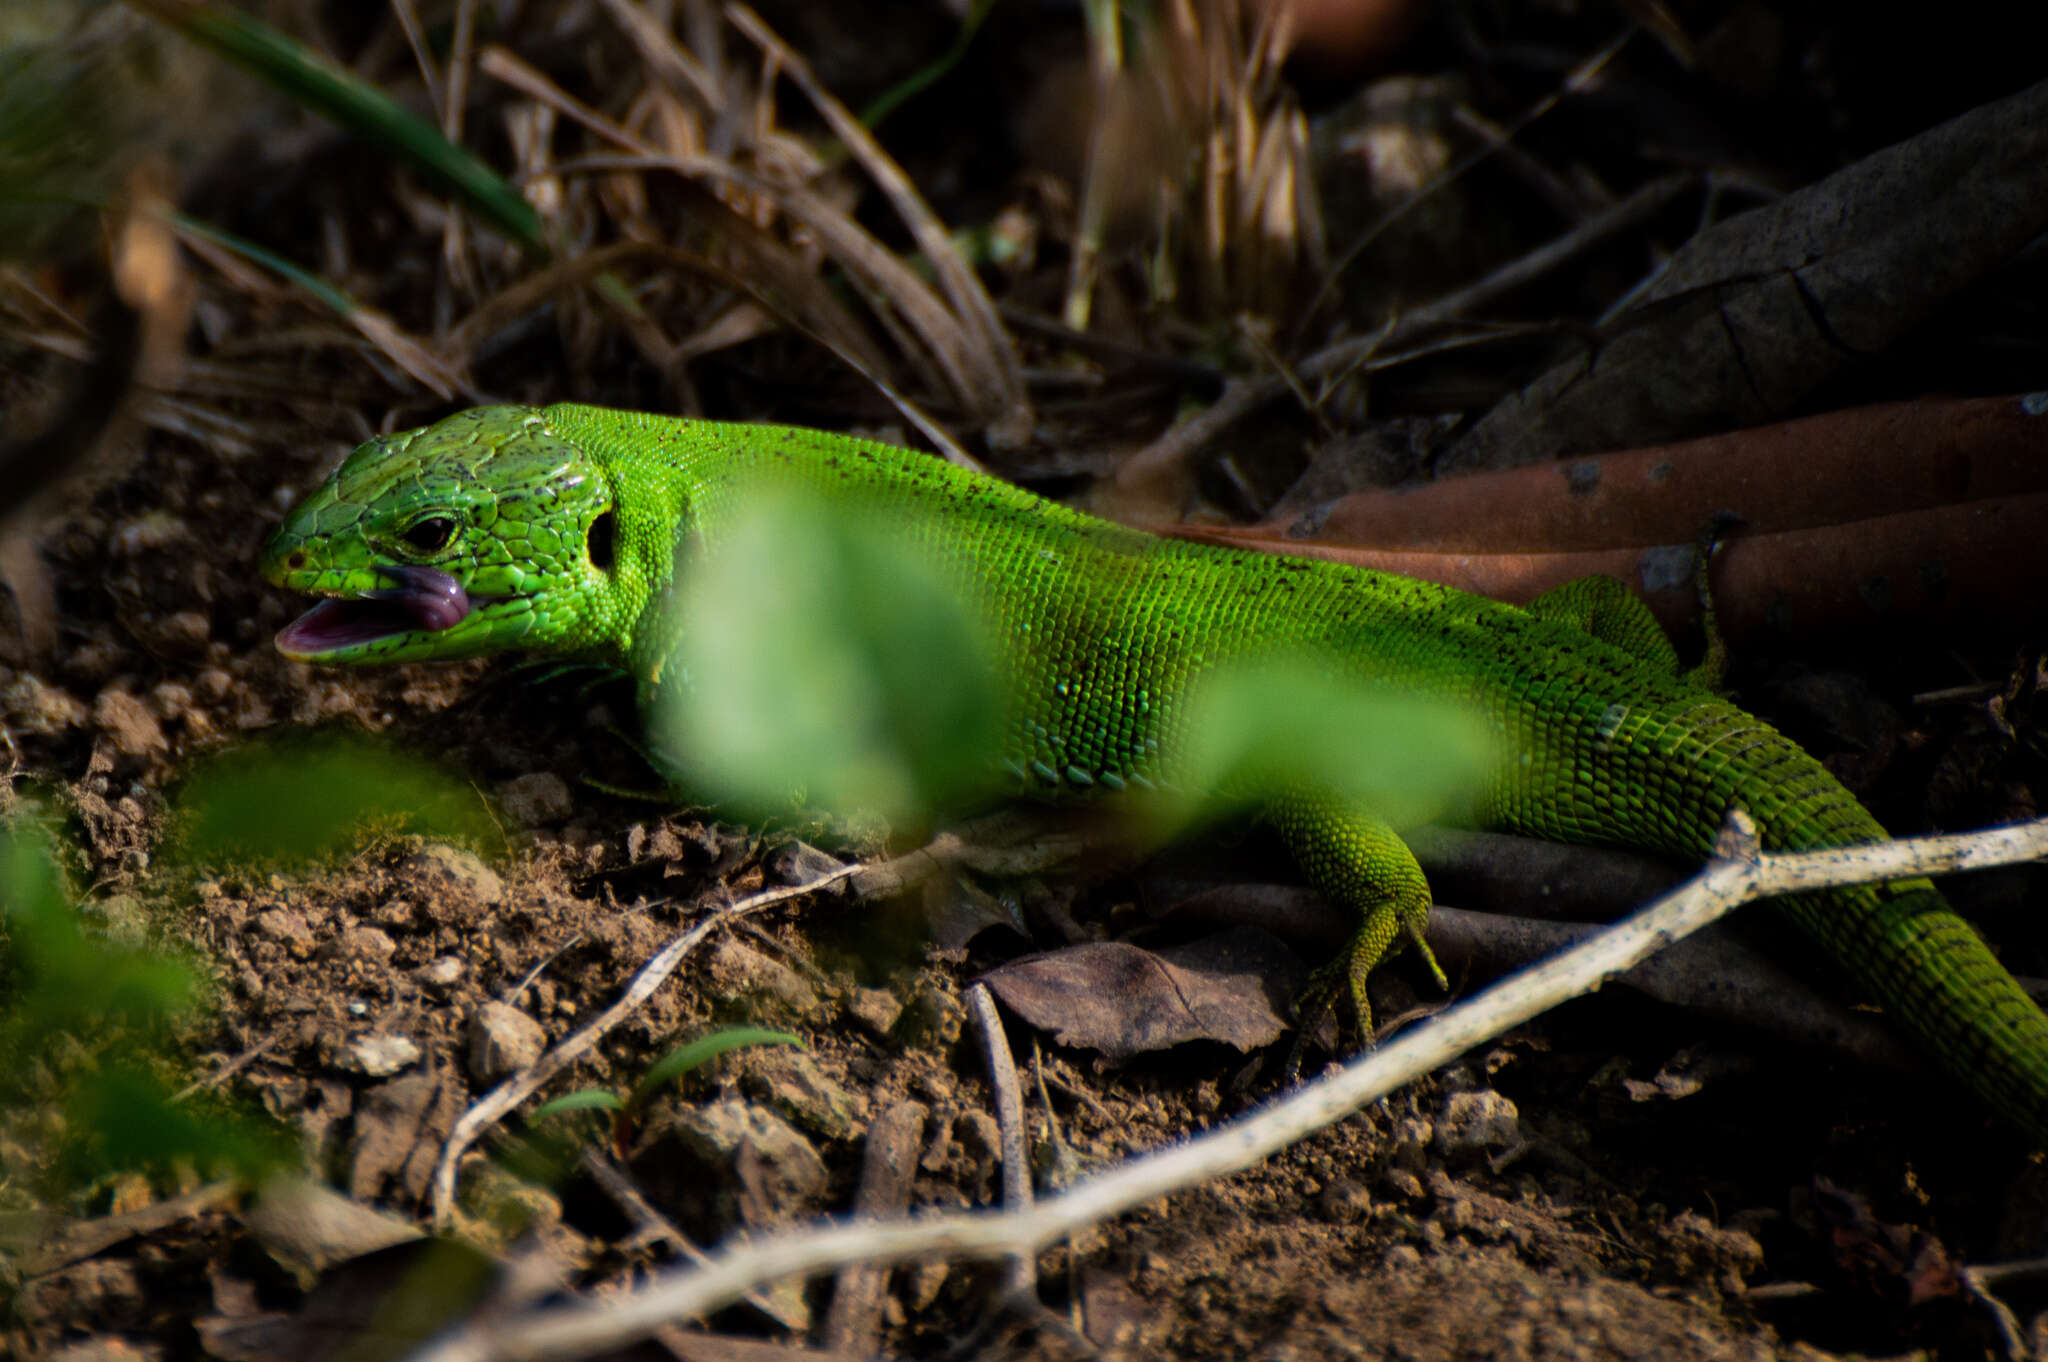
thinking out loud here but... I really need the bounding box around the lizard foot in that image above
[1282,905,1447,1082]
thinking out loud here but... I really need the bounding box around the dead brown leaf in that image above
[979,926,1305,1060]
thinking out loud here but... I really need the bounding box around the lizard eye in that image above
[401,516,457,554]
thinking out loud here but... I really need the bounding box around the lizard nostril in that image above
[286,551,307,571]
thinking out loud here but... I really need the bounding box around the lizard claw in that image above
[1283,951,1375,1082]
[1407,918,1449,992]
[1284,904,1450,1080]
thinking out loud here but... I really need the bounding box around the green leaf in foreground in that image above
[1166,657,1497,833]
[1,823,194,1049]
[169,730,501,867]
[659,483,1005,827]
[66,1067,286,1181]
[528,1089,628,1123]
[1,821,287,1185]
[0,21,157,262]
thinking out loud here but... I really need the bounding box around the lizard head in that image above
[261,406,624,665]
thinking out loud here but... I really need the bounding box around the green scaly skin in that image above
[261,404,2048,1142]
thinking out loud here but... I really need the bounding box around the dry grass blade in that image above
[723,2,1032,449]
[481,45,985,454]
[445,241,690,363]
[596,0,738,138]
[1296,27,1635,343]
[170,215,469,400]
[512,169,976,466]
[1075,0,1321,328]
[386,0,445,121]
[437,0,483,307]
[1120,172,1694,492]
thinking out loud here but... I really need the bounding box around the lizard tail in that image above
[1780,878,2048,1142]
[1525,686,2048,1143]
[1720,727,2048,1143]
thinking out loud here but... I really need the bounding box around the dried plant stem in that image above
[725,3,1031,448]
[967,980,1035,1292]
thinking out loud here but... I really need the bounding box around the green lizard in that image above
[260,403,2048,1141]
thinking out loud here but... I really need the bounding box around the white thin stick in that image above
[1958,1265,2028,1362]
[427,863,859,1226]
[966,981,1034,1293]
[409,816,2048,1362]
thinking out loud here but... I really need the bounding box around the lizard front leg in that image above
[1525,533,1732,691]
[1525,574,1685,677]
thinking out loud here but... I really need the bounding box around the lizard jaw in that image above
[276,563,474,659]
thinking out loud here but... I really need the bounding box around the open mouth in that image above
[276,563,474,654]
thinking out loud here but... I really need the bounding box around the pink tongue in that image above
[275,565,471,653]
[365,563,471,631]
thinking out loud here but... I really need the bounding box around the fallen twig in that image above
[581,1150,809,1333]
[1958,1265,2029,1362]
[820,1100,928,1354]
[967,980,1034,1293]
[14,1181,239,1277]
[427,862,859,1228]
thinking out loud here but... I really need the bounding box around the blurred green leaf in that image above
[1169,657,1496,831]
[168,730,502,867]
[627,1025,804,1112]
[66,1067,286,1180]
[1,823,195,1044]
[660,483,1005,826]
[0,11,157,262]
[0,820,288,1185]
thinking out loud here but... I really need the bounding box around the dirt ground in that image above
[6,3,2048,1360]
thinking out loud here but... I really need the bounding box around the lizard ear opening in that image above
[587,509,617,572]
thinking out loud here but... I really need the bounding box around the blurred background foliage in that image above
[168,729,503,866]
[660,474,1492,836]
[0,818,287,1195]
